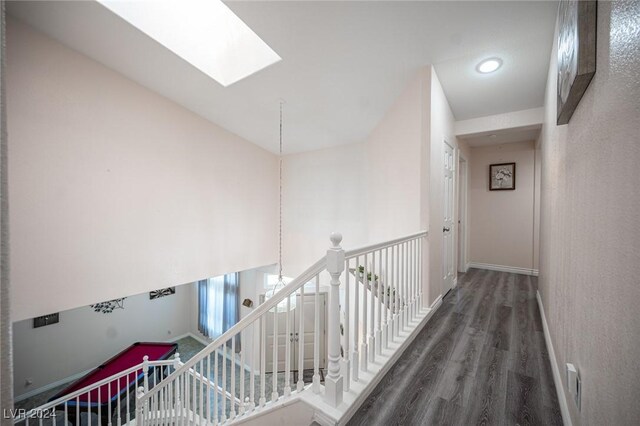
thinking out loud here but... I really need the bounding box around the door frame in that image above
[457,153,469,274]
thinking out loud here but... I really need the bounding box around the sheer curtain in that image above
[198,273,240,350]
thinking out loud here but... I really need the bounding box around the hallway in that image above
[348,268,563,426]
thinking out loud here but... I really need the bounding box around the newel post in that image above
[324,232,345,407]
[142,355,150,392]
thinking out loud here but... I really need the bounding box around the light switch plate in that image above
[566,363,581,411]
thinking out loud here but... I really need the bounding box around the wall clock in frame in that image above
[490,163,516,191]
[557,0,597,125]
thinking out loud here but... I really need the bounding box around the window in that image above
[197,273,239,347]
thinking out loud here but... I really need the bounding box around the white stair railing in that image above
[12,230,427,426]
[138,230,427,425]
[12,356,180,426]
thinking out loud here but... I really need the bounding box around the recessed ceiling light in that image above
[98,0,281,87]
[476,58,503,74]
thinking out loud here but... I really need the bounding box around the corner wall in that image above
[7,18,279,321]
[468,140,538,272]
[538,2,640,424]
[281,66,462,308]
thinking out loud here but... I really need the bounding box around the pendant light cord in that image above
[278,100,284,282]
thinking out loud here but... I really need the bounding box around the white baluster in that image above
[192,361,196,423]
[369,250,375,364]
[250,323,256,410]
[418,237,423,312]
[312,275,321,393]
[395,244,401,336]
[221,345,226,422]
[259,317,266,408]
[214,349,219,424]
[108,382,112,426]
[284,295,292,397]
[401,242,407,330]
[199,359,205,423]
[383,247,389,349]
[376,248,383,355]
[361,253,368,372]
[405,241,410,326]
[206,354,211,424]
[341,257,351,392]
[272,307,279,402]
[352,256,360,381]
[136,387,145,426]
[240,331,246,415]
[230,339,236,420]
[413,239,420,318]
[297,286,305,392]
[407,240,413,322]
[324,232,344,407]
[98,382,102,426]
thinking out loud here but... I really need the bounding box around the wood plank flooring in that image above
[347,268,563,426]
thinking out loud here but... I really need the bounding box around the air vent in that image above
[33,313,59,328]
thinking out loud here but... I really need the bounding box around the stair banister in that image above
[324,232,345,406]
[139,255,328,402]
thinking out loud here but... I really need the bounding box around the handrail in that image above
[15,359,175,420]
[142,230,428,401]
[143,256,328,399]
[344,230,427,259]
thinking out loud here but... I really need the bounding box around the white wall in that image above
[12,284,192,398]
[282,143,368,277]
[468,140,537,271]
[281,67,464,307]
[538,1,640,424]
[365,72,424,243]
[7,18,279,321]
[428,68,468,298]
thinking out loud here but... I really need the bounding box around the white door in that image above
[443,141,455,293]
[264,293,325,373]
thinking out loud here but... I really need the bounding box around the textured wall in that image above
[469,141,537,271]
[7,18,279,321]
[538,1,640,424]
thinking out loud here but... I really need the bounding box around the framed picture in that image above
[490,163,516,191]
[556,0,597,125]
[150,287,175,300]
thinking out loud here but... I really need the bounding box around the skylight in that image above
[98,0,281,87]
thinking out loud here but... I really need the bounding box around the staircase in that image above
[14,231,434,426]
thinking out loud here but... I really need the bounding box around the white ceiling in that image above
[459,125,541,147]
[7,1,558,154]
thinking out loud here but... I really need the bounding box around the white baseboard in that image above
[468,262,539,276]
[536,291,572,426]
[430,294,443,310]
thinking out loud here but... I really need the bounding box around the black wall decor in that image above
[150,287,176,300]
[90,298,126,314]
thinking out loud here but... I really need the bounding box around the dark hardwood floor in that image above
[347,268,563,426]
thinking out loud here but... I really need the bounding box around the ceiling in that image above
[459,126,541,147]
[7,1,558,154]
